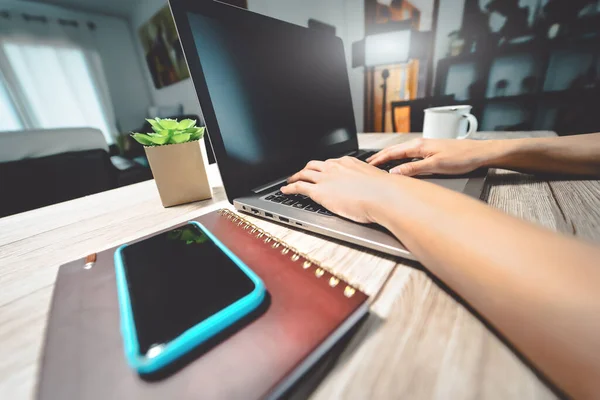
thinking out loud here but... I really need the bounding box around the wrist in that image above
[365,175,412,226]
[479,139,523,168]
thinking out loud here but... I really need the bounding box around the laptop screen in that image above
[180,2,357,200]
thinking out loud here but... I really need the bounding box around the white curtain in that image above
[0,69,23,131]
[0,14,117,144]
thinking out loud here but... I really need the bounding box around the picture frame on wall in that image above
[138,1,248,90]
[138,5,190,89]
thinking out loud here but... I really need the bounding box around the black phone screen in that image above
[120,223,256,354]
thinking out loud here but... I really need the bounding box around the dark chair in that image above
[0,127,151,218]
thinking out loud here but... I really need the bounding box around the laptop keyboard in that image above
[265,192,334,215]
[262,153,416,216]
[356,151,415,171]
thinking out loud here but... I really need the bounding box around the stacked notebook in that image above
[37,209,369,400]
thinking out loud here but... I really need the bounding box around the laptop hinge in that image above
[251,176,289,194]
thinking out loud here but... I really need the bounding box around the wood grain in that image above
[1,131,598,400]
[547,180,600,243]
[312,269,556,400]
[486,169,565,232]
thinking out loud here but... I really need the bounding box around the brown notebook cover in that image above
[37,209,369,400]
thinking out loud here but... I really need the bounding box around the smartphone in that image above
[114,221,265,375]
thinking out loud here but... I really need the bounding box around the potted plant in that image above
[131,118,212,207]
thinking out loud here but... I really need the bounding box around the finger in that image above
[369,144,422,165]
[366,148,391,163]
[281,181,314,197]
[367,149,394,165]
[287,169,322,184]
[305,160,326,171]
[390,159,435,176]
[368,140,425,166]
[337,155,356,165]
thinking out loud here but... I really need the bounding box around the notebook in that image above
[37,208,369,400]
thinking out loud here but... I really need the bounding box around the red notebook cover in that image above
[37,209,369,400]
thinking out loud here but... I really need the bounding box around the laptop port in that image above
[279,217,289,223]
[250,208,259,214]
[296,222,303,226]
[265,212,274,218]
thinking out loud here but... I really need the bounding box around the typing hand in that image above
[366,138,493,176]
[281,157,396,224]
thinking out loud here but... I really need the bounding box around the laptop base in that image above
[234,171,487,260]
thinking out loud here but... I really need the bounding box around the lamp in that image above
[352,1,440,132]
[364,30,411,131]
[353,28,432,131]
[364,30,411,66]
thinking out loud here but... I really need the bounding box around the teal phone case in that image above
[114,221,266,374]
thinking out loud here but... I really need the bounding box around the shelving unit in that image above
[431,33,600,134]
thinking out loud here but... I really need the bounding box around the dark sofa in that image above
[0,127,151,218]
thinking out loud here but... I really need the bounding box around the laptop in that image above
[169,0,487,260]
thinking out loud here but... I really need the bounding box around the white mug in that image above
[423,105,478,139]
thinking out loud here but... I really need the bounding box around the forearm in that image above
[482,133,600,176]
[370,177,600,399]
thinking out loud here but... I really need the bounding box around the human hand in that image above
[280,156,398,224]
[366,138,494,176]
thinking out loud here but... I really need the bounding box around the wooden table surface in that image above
[2,132,599,399]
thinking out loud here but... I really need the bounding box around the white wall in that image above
[3,0,151,133]
[129,0,365,130]
[130,0,203,118]
[410,0,434,31]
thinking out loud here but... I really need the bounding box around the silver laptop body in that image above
[172,0,488,260]
[234,171,486,261]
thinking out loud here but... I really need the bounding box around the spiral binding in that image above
[216,208,364,297]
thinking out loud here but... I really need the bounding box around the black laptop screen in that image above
[184,4,357,197]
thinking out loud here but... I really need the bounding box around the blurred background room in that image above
[1,0,599,217]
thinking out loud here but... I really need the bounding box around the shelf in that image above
[393,87,600,108]
[481,87,600,105]
[429,14,600,133]
[438,34,600,68]
[390,87,600,133]
[483,93,538,104]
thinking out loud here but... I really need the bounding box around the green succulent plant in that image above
[131,118,205,146]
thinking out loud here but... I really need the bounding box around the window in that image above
[0,72,23,132]
[0,40,114,143]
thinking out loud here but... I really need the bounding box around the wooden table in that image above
[2,132,599,399]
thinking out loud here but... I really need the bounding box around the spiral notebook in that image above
[37,209,369,400]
